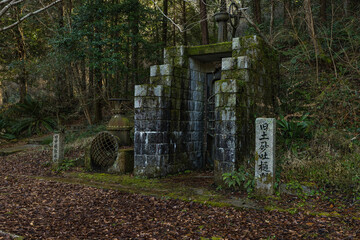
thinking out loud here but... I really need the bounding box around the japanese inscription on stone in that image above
[52,133,64,163]
[255,118,276,195]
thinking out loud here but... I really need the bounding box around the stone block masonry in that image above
[134,46,205,177]
[214,36,278,185]
[134,36,278,182]
[134,84,171,177]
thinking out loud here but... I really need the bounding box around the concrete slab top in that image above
[187,42,232,62]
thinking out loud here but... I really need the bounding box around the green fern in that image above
[0,118,16,140]
[11,96,57,136]
[277,113,313,154]
[222,166,254,193]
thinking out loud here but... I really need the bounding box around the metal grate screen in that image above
[90,131,119,169]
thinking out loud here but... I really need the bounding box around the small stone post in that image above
[215,12,229,43]
[52,131,65,166]
[255,118,276,195]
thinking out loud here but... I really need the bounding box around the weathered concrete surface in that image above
[255,118,276,195]
[0,144,42,156]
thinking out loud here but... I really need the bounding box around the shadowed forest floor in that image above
[0,147,359,239]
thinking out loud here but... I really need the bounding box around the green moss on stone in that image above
[231,70,248,81]
[173,67,188,78]
[187,42,232,56]
[215,79,246,93]
[34,171,238,208]
[84,145,93,171]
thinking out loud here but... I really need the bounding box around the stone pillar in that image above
[134,83,170,178]
[214,36,278,185]
[52,132,64,165]
[214,57,250,185]
[255,118,276,195]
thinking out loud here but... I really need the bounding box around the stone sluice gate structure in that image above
[134,36,278,184]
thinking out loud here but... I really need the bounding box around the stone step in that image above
[0,144,41,156]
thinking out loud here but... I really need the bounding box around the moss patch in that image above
[187,42,232,56]
[35,171,243,209]
[264,204,360,220]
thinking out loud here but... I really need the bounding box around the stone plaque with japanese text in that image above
[255,118,276,195]
[52,133,64,164]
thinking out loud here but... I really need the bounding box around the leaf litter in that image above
[0,149,358,239]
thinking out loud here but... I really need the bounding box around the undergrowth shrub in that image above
[0,117,15,140]
[55,158,78,172]
[65,125,106,144]
[12,96,57,136]
[277,113,313,155]
[222,166,254,193]
[274,10,360,196]
[280,128,360,195]
[0,95,57,139]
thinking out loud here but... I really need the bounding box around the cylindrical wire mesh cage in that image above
[90,131,119,169]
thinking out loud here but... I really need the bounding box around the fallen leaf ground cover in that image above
[0,149,359,239]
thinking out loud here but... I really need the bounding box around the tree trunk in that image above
[162,0,168,58]
[94,65,103,123]
[131,0,139,86]
[72,63,92,125]
[343,0,349,17]
[182,0,187,46]
[173,3,176,46]
[80,60,90,124]
[270,0,274,42]
[304,0,318,54]
[283,0,291,26]
[88,65,94,122]
[93,17,103,123]
[303,0,319,80]
[66,0,72,26]
[155,2,161,65]
[16,25,27,103]
[55,1,65,125]
[320,0,327,23]
[66,67,74,99]
[80,59,86,93]
[125,37,130,95]
[18,61,27,103]
[199,0,209,45]
[253,0,262,24]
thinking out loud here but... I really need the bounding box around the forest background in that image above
[0,0,359,196]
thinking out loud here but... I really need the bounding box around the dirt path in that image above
[0,150,359,239]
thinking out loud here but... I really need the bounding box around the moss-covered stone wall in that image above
[134,36,278,180]
[214,36,278,185]
[134,46,205,177]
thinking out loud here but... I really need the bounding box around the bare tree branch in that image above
[303,0,319,81]
[235,1,276,50]
[152,0,184,32]
[269,0,274,43]
[151,0,220,33]
[0,0,12,5]
[151,0,276,50]
[0,0,61,32]
[39,0,54,22]
[0,0,25,18]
